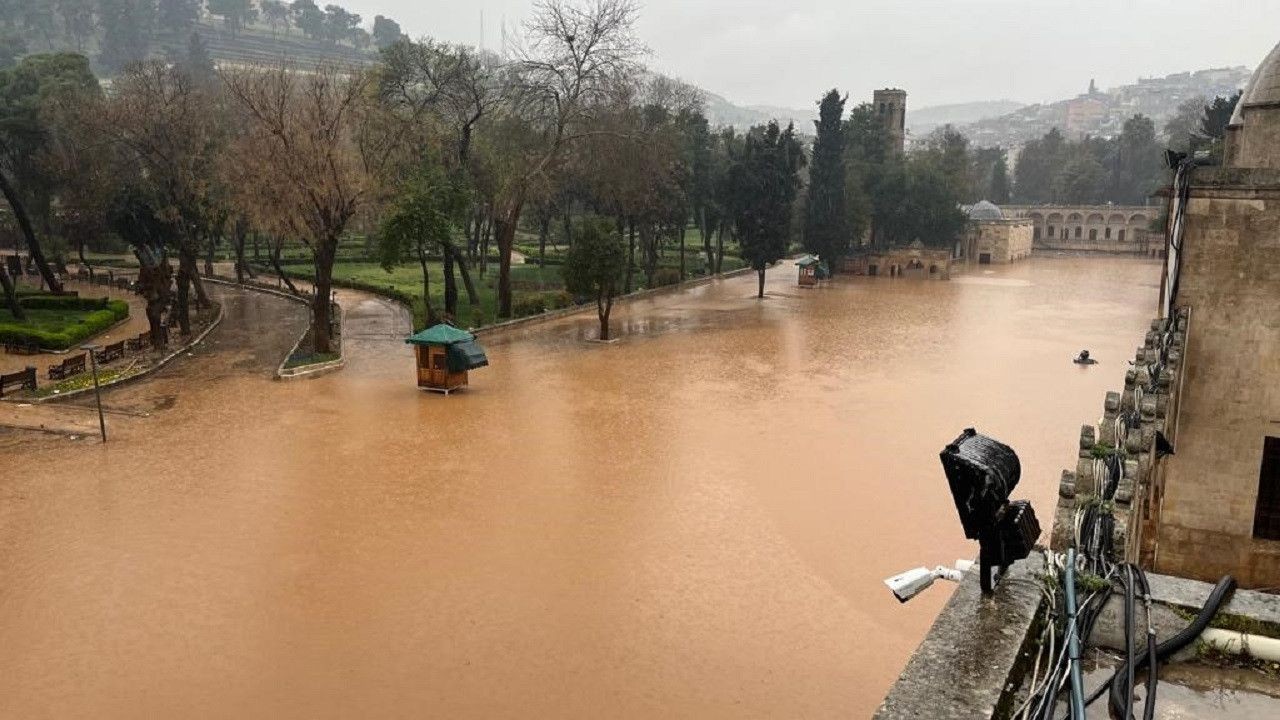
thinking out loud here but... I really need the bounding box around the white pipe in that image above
[1199,628,1280,662]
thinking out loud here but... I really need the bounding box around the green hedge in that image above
[19,295,111,311]
[0,298,128,350]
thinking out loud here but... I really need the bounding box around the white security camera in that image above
[884,560,974,603]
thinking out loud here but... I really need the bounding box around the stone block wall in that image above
[1050,309,1190,571]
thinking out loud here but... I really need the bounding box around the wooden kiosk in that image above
[405,324,489,394]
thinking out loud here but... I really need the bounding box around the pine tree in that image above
[732,121,804,298]
[803,89,850,271]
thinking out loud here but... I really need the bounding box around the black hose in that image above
[1121,566,1136,720]
[1106,575,1236,717]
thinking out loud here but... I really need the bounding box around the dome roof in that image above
[967,200,1004,221]
[1237,40,1280,122]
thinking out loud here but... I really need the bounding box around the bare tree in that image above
[487,0,644,318]
[91,62,222,335]
[222,63,395,354]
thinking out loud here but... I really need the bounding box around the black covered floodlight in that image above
[940,428,1040,594]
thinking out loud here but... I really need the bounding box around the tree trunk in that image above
[0,168,62,294]
[442,242,458,319]
[715,223,725,274]
[625,217,636,293]
[133,249,171,350]
[561,204,572,250]
[204,232,216,276]
[270,239,302,296]
[538,213,550,270]
[175,261,192,335]
[0,262,23,320]
[451,245,479,306]
[597,294,612,341]
[679,224,686,281]
[252,230,260,260]
[180,244,210,309]
[494,202,522,319]
[311,240,335,354]
[418,244,437,327]
[757,267,766,299]
[77,240,93,281]
[700,208,713,274]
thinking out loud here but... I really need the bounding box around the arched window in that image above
[1105,227,1112,239]
[1118,229,1126,242]
[1075,226,1082,239]
[1089,228,1097,240]
[1047,226,1055,237]
[1034,227,1041,240]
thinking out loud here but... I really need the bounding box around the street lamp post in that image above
[79,344,106,443]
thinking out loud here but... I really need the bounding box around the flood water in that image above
[0,257,1162,718]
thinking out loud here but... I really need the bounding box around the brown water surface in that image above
[0,257,1162,718]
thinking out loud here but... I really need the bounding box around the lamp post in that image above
[79,344,106,443]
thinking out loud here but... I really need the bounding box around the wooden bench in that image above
[0,367,36,398]
[125,331,151,353]
[47,353,86,381]
[96,341,125,364]
[3,339,40,355]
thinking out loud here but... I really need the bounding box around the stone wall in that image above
[1049,310,1190,571]
[1150,167,1280,587]
[961,219,1034,263]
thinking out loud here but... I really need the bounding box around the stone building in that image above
[957,201,1034,264]
[838,240,952,279]
[1144,42,1280,587]
[874,88,907,154]
[1001,204,1157,255]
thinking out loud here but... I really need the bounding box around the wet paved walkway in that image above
[0,258,1163,719]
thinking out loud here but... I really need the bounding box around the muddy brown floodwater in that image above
[0,257,1161,719]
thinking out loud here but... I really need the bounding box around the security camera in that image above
[884,560,974,603]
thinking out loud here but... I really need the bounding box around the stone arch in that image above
[1086,213,1105,225]
[1108,213,1126,224]
[1129,213,1149,227]
[1066,212,1083,223]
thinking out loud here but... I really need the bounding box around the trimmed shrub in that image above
[0,299,129,350]
[19,295,111,312]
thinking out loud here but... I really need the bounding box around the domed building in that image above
[957,200,1034,264]
[1225,41,1280,168]
[1137,40,1280,588]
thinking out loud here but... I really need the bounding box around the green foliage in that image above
[207,0,258,34]
[1015,117,1166,204]
[730,121,804,274]
[874,156,968,248]
[511,290,574,317]
[563,217,627,304]
[1090,443,1117,459]
[803,89,850,266]
[372,15,403,49]
[1201,91,1242,141]
[377,164,469,271]
[156,0,201,35]
[97,0,157,71]
[0,297,129,349]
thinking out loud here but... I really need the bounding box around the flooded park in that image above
[0,256,1164,719]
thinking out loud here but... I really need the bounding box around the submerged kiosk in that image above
[405,324,489,394]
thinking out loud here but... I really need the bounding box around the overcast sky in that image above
[350,1,1277,110]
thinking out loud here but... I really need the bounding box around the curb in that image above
[473,265,757,338]
[31,302,225,404]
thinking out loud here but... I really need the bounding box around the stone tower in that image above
[873,88,907,154]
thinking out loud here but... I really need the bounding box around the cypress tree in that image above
[803,90,849,270]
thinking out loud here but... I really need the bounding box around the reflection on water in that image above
[0,258,1162,719]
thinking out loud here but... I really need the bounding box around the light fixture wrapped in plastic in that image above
[940,428,1040,593]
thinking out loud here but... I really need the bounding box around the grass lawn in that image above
[327,261,568,329]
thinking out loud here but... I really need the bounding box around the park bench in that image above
[47,353,86,381]
[0,367,36,398]
[96,341,125,364]
[125,331,152,353]
[3,339,40,355]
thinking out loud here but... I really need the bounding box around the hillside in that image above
[907,100,1025,135]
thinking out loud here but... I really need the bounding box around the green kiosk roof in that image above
[405,324,475,346]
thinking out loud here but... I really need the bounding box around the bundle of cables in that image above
[1013,429,1237,719]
